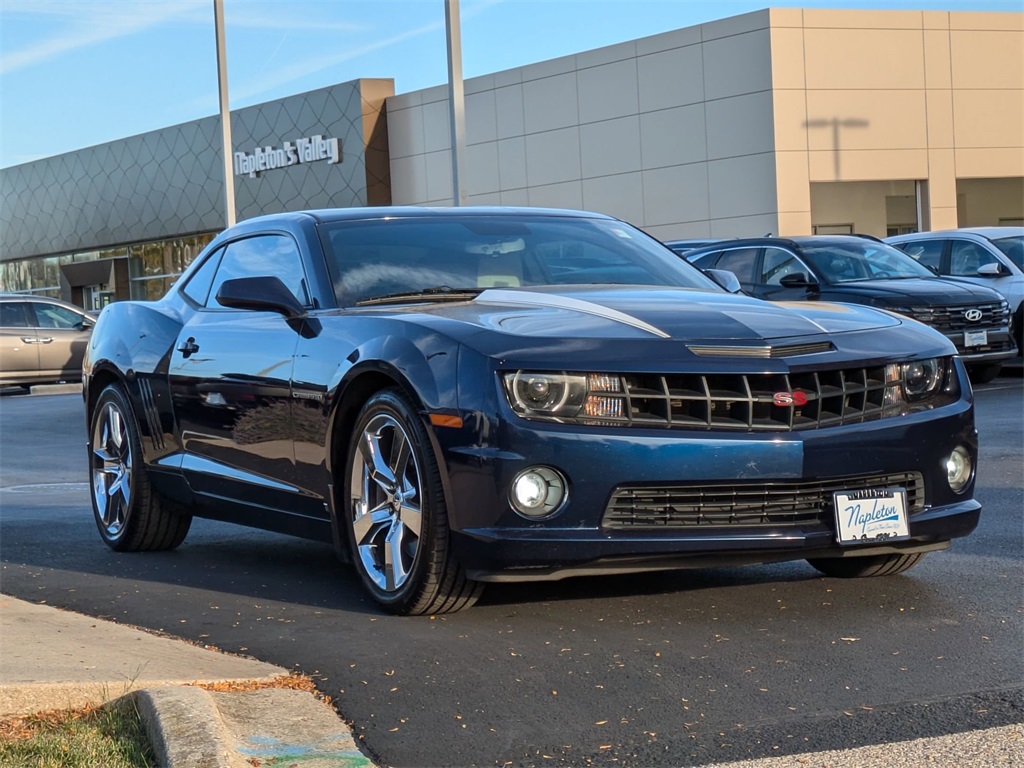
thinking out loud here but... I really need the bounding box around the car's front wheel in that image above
[345,389,482,615]
[807,552,924,578]
[89,383,192,551]
[967,363,1002,384]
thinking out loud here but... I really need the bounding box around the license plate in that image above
[833,488,909,545]
[964,329,988,347]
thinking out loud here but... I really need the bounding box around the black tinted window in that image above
[689,251,721,269]
[181,247,224,306]
[321,215,718,306]
[715,248,759,283]
[760,248,808,285]
[0,302,30,328]
[208,235,309,309]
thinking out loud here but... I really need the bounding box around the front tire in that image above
[89,384,192,551]
[807,552,925,578]
[345,389,482,615]
[967,363,1002,384]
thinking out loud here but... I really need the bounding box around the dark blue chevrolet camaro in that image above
[84,207,980,614]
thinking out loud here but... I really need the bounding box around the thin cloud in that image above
[0,1,207,75]
[223,0,505,105]
[0,0,366,76]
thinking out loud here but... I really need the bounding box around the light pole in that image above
[213,0,236,226]
[445,0,467,206]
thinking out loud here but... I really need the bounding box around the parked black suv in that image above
[685,236,1016,382]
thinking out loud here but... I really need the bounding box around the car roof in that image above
[241,206,614,227]
[0,293,95,312]
[685,235,885,255]
[888,227,1024,241]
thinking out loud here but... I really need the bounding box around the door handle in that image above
[177,337,200,357]
[20,336,37,343]
[38,337,53,343]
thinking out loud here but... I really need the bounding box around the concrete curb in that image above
[136,686,374,768]
[136,686,241,768]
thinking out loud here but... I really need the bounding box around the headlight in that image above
[504,372,588,416]
[902,358,943,399]
[503,371,625,420]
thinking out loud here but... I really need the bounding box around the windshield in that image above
[992,236,1024,270]
[319,214,720,306]
[801,241,936,283]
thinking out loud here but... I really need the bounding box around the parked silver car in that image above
[886,228,1024,352]
[0,294,95,387]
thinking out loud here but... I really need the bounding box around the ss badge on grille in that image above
[774,391,808,406]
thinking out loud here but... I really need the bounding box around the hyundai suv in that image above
[685,236,1016,383]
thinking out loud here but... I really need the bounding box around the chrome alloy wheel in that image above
[91,400,133,537]
[350,413,424,593]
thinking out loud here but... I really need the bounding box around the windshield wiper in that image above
[355,285,483,306]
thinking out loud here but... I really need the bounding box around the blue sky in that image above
[0,0,1019,168]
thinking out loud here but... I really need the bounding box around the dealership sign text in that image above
[234,135,342,178]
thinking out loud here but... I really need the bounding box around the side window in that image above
[715,248,759,283]
[898,240,944,271]
[1,302,30,328]
[181,247,224,306]
[760,248,806,285]
[950,241,997,276]
[689,250,722,270]
[207,235,309,309]
[33,304,86,329]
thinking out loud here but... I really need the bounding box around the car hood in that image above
[412,286,902,342]
[825,277,1002,304]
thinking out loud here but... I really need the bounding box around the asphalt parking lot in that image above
[0,369,1021,767]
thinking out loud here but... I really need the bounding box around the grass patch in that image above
[0,696,153,768]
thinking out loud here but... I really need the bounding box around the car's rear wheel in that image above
[807,552,925,578]
[345,389,482,615]
[89,384,192,551]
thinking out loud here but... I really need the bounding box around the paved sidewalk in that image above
[0,595,372,766]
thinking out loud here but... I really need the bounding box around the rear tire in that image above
[89,384,192,552]
[344,388,482,615]
[807,552,925,578]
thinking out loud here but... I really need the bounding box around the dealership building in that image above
[1,7,1021,307]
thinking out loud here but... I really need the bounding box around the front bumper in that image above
[441,400,980,580]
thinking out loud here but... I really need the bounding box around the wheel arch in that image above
[324,362,456,559]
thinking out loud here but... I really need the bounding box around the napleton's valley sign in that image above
[234,134,342,178]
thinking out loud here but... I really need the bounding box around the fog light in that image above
[945,446,973,493]
[510,466,567,519]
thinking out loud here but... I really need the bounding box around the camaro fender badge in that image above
[773,391,808,406]
[292,391,324,402]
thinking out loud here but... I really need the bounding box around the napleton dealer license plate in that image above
[833,487,910,545]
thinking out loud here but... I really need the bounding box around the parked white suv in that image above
[886,227,1024,353]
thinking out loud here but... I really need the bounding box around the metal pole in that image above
[214,0,236,226]
[445,0,467,206]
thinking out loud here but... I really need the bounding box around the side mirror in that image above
[216,276,307,320]
[705,268,742,294]
[977,263,1003,277]
[779,272,816,288]
[79,317,95,330]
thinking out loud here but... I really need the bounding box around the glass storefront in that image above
[127,234,216,300]
[0,232,215,303]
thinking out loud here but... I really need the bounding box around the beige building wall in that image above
[387,10,782,239]
[771,8,1023,235]
[387,8,1023,239]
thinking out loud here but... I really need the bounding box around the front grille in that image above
[912,302,1009,332]
[602,471,925,529]
[613,366,900,431]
